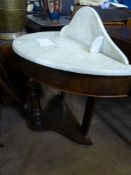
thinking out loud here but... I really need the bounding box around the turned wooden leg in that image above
[81,97,95,140]
[27,78,43,130]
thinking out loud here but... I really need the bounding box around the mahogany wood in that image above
[20,57,131,97]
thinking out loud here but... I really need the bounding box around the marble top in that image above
[13,32,131,76]
[13,7,131,76]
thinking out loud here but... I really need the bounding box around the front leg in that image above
[26,78,43,130]
[81,97,96,144]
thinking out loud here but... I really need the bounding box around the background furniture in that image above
[72,5,131,27]
[26,15,70,32]
[26,6,131,33]
[61,0,74,16]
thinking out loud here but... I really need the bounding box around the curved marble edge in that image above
[12,32,131,76]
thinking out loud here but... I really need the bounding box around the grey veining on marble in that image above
[13,7,131,76]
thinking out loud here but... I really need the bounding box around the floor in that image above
[0,89,131,175]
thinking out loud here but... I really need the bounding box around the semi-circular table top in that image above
[12,32,131,97]
[12,32,131,76]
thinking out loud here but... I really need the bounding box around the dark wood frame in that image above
[17,56,131,145]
